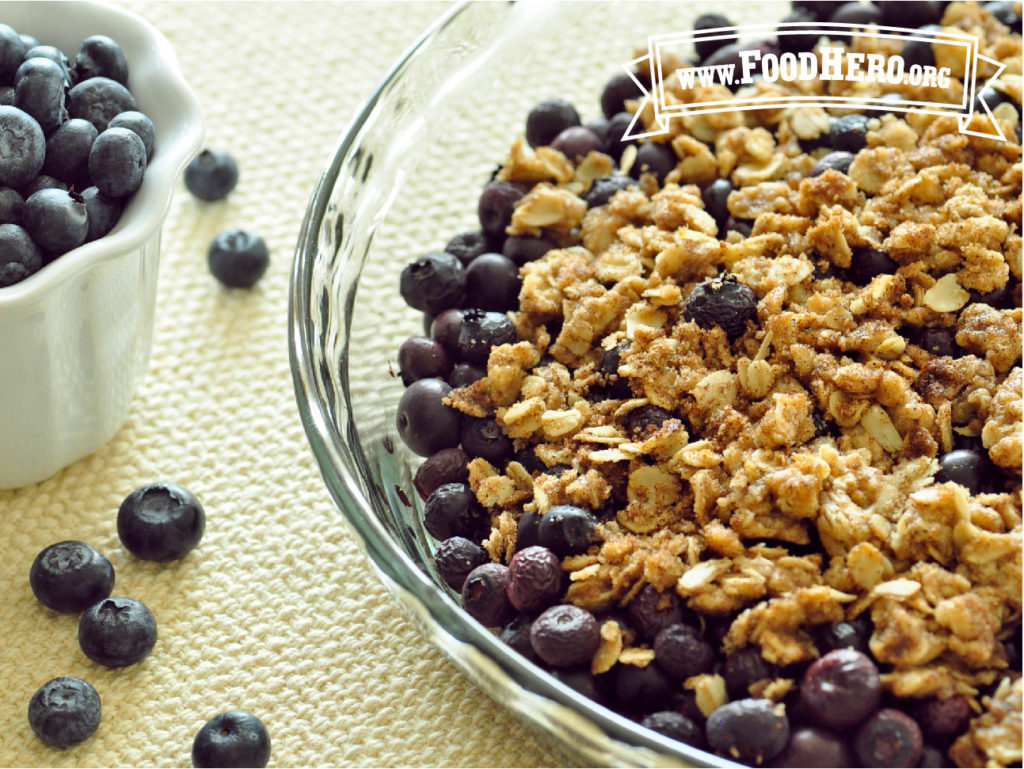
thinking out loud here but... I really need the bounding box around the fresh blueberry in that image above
[429,307,464,353]
[935,449,998,495]
[464,251,521,312]
[0,105,45,188]
[525,98,581,148]
[14,56,67,135]
[22,45,71,81]
[550,126,602,162]
[550,666,604,703]
[460,417,513,465]
[21,173,68,196]
[537,504,599,557]
[809,150,855,177]
[682,275,758,341]
[628,141,676,183]
[448,362,486,388]
[845,246,898,285]
[701,177,732,227]
[0,186,23,224]
[867,91,907,118]
[74,35,128,85]
[78,596,157,667]
[0,85,12,106]
[722,647,777,699]
[412,446,469,500]
[653,623,716,680]
[477,179,526,237]
[0,221,41,285]
[584,174,635,208]
[706,698,790,765]
[397,335,452,385]
[16,34,38,54]
[876,1,945,26]
[108,110,154,160]
[434,536,489,592]
[628,583,689,642]
[613,661,676,712]
[88,126,146,197]
[192,710,271,769]
[81,185,123,241]
[800,648,882,729]
[853,708,923,768]
[395,377,461,456]
[117,482,205,562]
[207,229,270,288]
[640,710,705,749]
[444,229,489,265]
[778,8,821,54]
[30,541,114,613]
[515,508,542,551]
[530,603,600,667]
[423,482,490,542]
[184,149,239,202]
[828,113,870,153]
[23,188,88,255]
[502,234,555,265]
[399,251,466,314]
[456,308,516,363]
[0,24,27,82]
[27,677,101,748]
[604,111,641,162]
[42,118,97,187]
[703,40,777,91]
[901,25,940,69]
[773,726,854,767]
[584,117,610,144]
[913,695,972,743]
[461,562,515,626]
[693,13,737,61]
[600,71,644,120]
[815,616,873,655]
[506,545,562,612]
[68,76,136,132]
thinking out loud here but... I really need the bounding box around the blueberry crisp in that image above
[394,2,1022,766]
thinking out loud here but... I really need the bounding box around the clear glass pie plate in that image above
[288,2,787,766]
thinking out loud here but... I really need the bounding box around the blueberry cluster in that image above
[0,25,157,287]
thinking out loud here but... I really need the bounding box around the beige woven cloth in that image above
[0,2,572,766]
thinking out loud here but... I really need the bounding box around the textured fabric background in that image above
[0,2,576,766]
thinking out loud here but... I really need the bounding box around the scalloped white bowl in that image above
[0,1,203,489]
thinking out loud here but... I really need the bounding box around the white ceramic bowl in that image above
[0,1,203,489]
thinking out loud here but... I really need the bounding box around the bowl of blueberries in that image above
[0,1,203,489]
[291,1,1022,767]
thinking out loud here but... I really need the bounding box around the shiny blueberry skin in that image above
[800,648,882,729]
[853,708,923,768]
[682,275,758,341]
[456,308,516,363]
[0,222,41,286]
[460,417,513,465]
[514,508,542,551]
[550,126,602,161]
[722,647,776,699]
[641,710,705,748]
[0,24,27,81]
[434,536,489,592]
[397,336,452,385]
[448,362,486,388]
[502,234,555,266]
[506,545,562,612]
[396,377,461,457]
[412,446,469,500]
[0,105,44,188]
[23,45,70,80]
[423,482,490,542]
[184,149,239,201]
[108,110,155,160]
[773,726,854,768]
[828,113,870,154]
[600,71,644,119]
[207,229,270,288]
[117,482,205,562]
[23,188,88,255]
[192,710,271,769]
[42,118,97,187]
[78,596,157,667]
[525,98,581,148]
[706,698,790,765]
[400,251,465,314]
[89,126,146,197]
[28,677,101,748]
[461,562,515,627]
[429,307,464,353]
[537,504,599,557]
[74,35,128,84]
[653,623,716,680]
[30,541,114,613]
[901,24,940,69]
[584,174,635,208]
[694,13,737,61]
[815,616,873,655]
[530,603,600,667]
[629,141,676,184]
[81,186,123,242]
[464,251,521,312]
[935,449,998,495]
[13,56,66,135]
[846,246,898,285]
[628,583,688,642]
[477,179,526,237]
[701,177,732,227]
[601,111,638,160]
[68,76,136,132]
[809,150,855,178]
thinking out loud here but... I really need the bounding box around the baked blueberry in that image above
[876,1,945,26]
[537,504,599,557]
[653,623,716,680]
[815,616,873,655]
[628,583,688,642]
[477,179,525,237]
[722,647,777,699]
[395,377,461,456]
[853,708,923,768]
[600,71,644,119]
[550,126,602,161]
[117,481,205,562]
[88,126,146,197]
[625,404,674,439]
[30,541,114,613]
[525,98,581,148]
[456,308,516,363]
[74,35,128,85]
[207,229,270,288]
[704,40,777,91]
[502,234,555,265]
[777,8,821,54]
[0,222,41,285]
[828,113,870,153]
[694,13,737,61]
[498,613,540,662]
[78,596,157,667]
[42,118,97,187]
[514,508,542,551]
[68,76,136,132]
[0,186,24,224]
[0,105,45,188]
[530,603,600,667]
[461,562,515,626]
[773,726,854,768]
[434,536,489,592]
[184,149,239,201]
[613,661,676,712]
[448,362,486,388]
[628,141,676,183]
[423,482,490,542]
[81,186,123,241]
[28,677,101,748]
[640,710,705,749]
[584,174,635,208]
[809,150,855,177]
[460,417,513,465]
[701,177,732,227]
[846,246,898,285]
[800,648,882,729]
[400,251,466,314]
[914,326,959,357]
[192,710,271,769]
[23,188,88,255]
[464,251,521,312]
[397,335,452,385]
[13,56,66,135]
[682,275,758,341]
[827,2,885,42]
[108,110,155,160]
[412,446,469,500]
[935,449,998,495]
[706,698,790,765]
[913,695,972,743]
[901,25,940,69]
[444,229,489,265]
[602,111,638,160]
[506,545,562,612]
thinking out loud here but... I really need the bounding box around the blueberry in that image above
[0,105,45,188]
[506,545,562,612]
[397,335,452,385]
[969,281,1016,310]
[477,179,525,237]
[448,362,486,388]
[914,326,959,357]
[693,13,737,61]
[828,2,885,41]
[498,613,540,662]
[502,234,555,265]
[192,710,271,769]
[722,647,777,699]
[78,596,157,667]
[30,541,115,613]
[184,149,239,202]
[434,536,489,592]
[411,446,469,500]
[0,24,28,82]
[27,677,101,748]
[423,482,490,542]
[23,188,88,255]
[601,71,644,120]
[205,229,270,289]
[16,34,38,55]
[584,174,635,209]
[21,173,68,196]
[653,623,716,680]
[108,110,155,160]
[395,377,460,457]
[117,481,205,562]
[530,603,600,667]
[14,57,67,135]
[913,695,972,743]
[584,117,610,144]
[987,0,1022,27]
[682,275,758,341]
[537,504,599,557]
[42,118,97,187]
[901,25,940,69]
[81,185,123,241]
[704,40,777,91]
[461,562,515,626]
[550,126,602,162]
[935,449,998,495]
[456,308,516,363]
[515,508,542,551]
[773,726,854,767]
[809,150,855,177]
[613,660,676,712]
[429,307,464,353]
[444,229,489,265]
[628,141,676,183]
[778,8,822,54]
[791,1,836,19]
[876,1,945,26]
[640,710,705,749]
[0,222,41,285]
[460,417,513,465]
[815,616,873,655]
[525,98,581,148]
[701,177,732,227]
[68,76,136,132]
[706,698,790,765]
[601,112,638,161]
[0,85,12,106]
[628,583,688,642]
[800,648,882,729]
[22,45,71,82]
[400,251,466,314]
[74,35,128,85]
[828,113,870,154]
[464,251,521,312]
[89,126,146,197]
[918,744,950,767]
[0,185,23,224]
[846,246,898,285]
[853,708,923,768]
[724,216,753,237]
[550,666,604,703]
[625,404,675,439]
